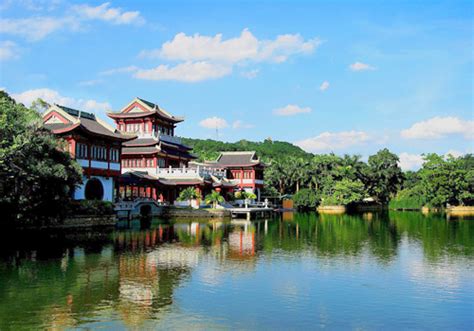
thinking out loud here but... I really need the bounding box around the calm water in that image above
[0,212,473,330]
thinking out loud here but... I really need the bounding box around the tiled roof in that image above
[137,97,158,109]
[158,178,203,185]
[79,117,132,140]
[122,146,159,154]
[43,123,71,131]
[160,144,196,159]
[123,138,158,147]
[58,105,96,120]
[51,105,134,141]
[161,139,193,150]
[108,97,184,123]
[214,151,261,166]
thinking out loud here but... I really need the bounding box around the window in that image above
[76,143,88,158]
[90,145,107,161]
[110,148,119,162]
[158,158,165,168]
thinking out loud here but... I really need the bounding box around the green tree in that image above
[0,91,82,223]
[365,149,403,204]
[321,178,366,206]
[293,188,320,210]
[418,153,474,207]
[205,190,225,208]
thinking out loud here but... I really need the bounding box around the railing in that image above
[118,128,183,145]
[228,179,264,185]
[156,166,226,179]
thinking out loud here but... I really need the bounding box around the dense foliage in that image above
[321,178,366,206]
[391,153,473,208]
[67,200,115,215]
[180,137,310,162]
[0,92,82,223]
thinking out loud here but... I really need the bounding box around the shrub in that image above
[177,187,201,201]
[205,190,225,208]
[389,187,425,209]
[68,200,115,215]
[235,191,257,200]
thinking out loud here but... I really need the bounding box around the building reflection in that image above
[0,212,472,329]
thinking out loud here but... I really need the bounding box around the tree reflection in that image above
[0,212,472,329]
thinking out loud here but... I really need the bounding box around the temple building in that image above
[201,151,266,200]
[108,97,230,201]
[42,104,134,201]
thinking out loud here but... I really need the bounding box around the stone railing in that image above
[156,166,226,179]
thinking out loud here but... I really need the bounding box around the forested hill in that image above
[180,137,311,162]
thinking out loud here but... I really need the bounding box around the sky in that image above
[0,0,472,170]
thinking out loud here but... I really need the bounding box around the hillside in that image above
[180,137,312,162]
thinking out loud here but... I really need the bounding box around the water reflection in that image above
[0,211,472,330]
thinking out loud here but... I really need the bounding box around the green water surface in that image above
[0,211,472,330]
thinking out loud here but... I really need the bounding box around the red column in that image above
[69,138,76,158]
[252,169,255,189]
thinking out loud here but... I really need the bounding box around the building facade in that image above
[202,151,265,200]
[43,104,134,201]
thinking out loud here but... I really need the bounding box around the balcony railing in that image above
[120,129,183,145]
[122,165,226,179]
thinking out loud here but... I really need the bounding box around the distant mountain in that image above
[180,137,312,162]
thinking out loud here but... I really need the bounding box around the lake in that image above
[0,211,472,330]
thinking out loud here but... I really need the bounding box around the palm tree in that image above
[205,190,225,208]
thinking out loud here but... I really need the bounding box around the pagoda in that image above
[43,104,134,201]
[108,97,202,201]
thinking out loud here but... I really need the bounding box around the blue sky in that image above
[0,0,472,169]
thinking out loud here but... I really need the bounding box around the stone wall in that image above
[163,207,231,218]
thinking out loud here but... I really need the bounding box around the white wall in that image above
[74,175,114,202]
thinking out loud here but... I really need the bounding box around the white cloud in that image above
[232,120,254,129]
[349,61,376,71]
[3,0,62,11]
[319,80,329,91]
[99,65,138,76]
[295,131,370,152]
[0,16,77,41]
[273,104,312,116]
[133,61,232,82]
[0,3,144,41]
[139,29,321,64]
[0,41,19,61]
[11,88,111,114]
[72,2,145,25]
[401,116,474,139]
[398,153,424,171]
[241,69,259,79]
[199,117,229,129]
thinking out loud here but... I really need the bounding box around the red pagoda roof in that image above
[107,97,184,123]
[43,105,135,142]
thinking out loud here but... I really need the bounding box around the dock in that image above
[227,207,274,220]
